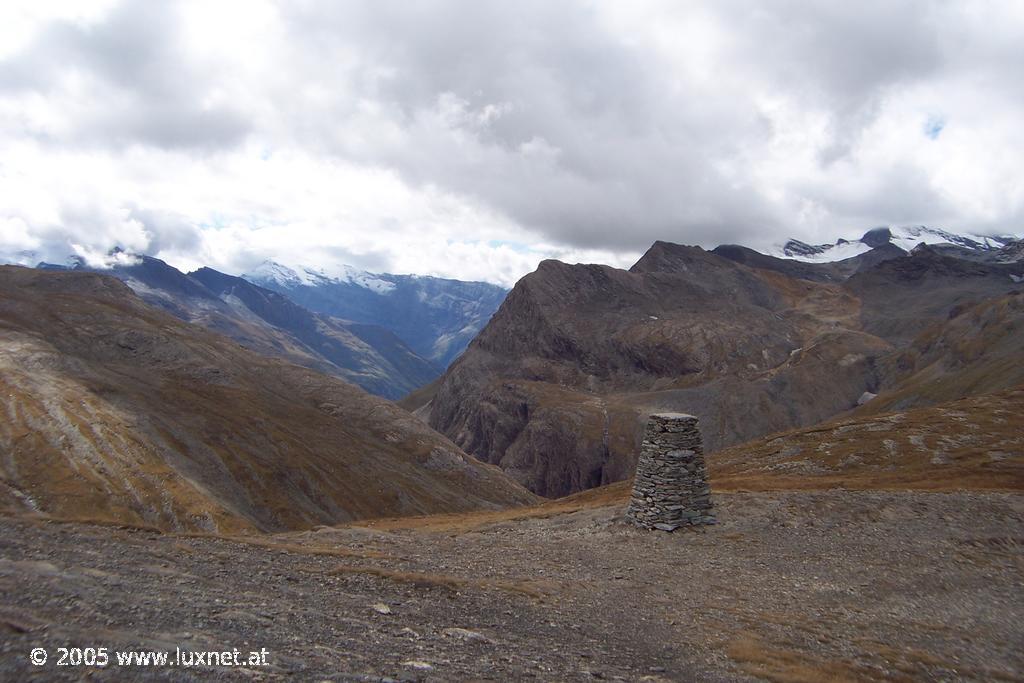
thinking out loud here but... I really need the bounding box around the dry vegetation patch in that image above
[710,386,1024,491]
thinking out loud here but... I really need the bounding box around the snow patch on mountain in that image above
[886,225,1015,253]
[337,265,397,294]
[768,225,1022,263]
[770,240,872,263]
[244,260,397,294]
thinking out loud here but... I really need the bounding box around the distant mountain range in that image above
[12,226,1020,406]
[769,225,1021,263]
[34,254,507,399]
[1,222,1021,522]
[243,261,508,369]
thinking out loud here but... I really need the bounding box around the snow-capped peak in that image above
[243,260,397,294]
[243,260,310,287]
[767,225,1021,264]
[885,225,1016,252]
[770,239,872,263]
[338,265,397,294]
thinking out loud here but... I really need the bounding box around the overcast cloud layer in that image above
[1,0,1022,285]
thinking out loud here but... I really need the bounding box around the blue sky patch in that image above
[923,115,946,140]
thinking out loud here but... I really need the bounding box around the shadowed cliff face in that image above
[0,267,536,532]
[425,242,1024,498]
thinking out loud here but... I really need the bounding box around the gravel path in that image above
[1,490,1021,681]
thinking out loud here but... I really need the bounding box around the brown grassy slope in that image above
[396,375,442,414]
[0,267,536,533]
[710,385,1024,491]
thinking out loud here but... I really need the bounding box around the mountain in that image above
[189,266,439,397]
[0,266,535,532]
[244,261,508,369]
[423,244,884,495]
[843,245,1022,345]
[711,242,906,283]
[994,238,1024,263]
[770,225,1020,263]
[41,254,438,399]
[418,240,1024,498]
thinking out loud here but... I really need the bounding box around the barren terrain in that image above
[2,487,1021,681]
[0,267,534,532]
[711,385,1024,491]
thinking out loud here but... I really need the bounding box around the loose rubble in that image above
[0,490,1021,681]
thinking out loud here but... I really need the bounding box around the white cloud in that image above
[0,0,1022,284]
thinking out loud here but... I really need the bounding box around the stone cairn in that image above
[626,413,715,530]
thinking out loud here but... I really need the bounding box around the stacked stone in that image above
[626,413,715,530]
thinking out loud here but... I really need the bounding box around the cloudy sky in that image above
[1,0,1022,285]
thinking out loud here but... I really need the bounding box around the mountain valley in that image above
[1,226,1021,682]
[38,255,482,399]
[0,266,534,533]
[5,5,1024,679]
[244,261,508,370]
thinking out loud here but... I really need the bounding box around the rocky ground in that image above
[1,489,1021,681]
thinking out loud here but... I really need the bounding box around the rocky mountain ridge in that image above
[421,239,1024,497]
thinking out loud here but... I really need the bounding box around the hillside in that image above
[190,266,439,398]
[710,386,1024,491]
[843,245,1022,345]
[859,292,1024,414]
[424,241,1024,497]
[0,267,535,533]
[48,255,440,399]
